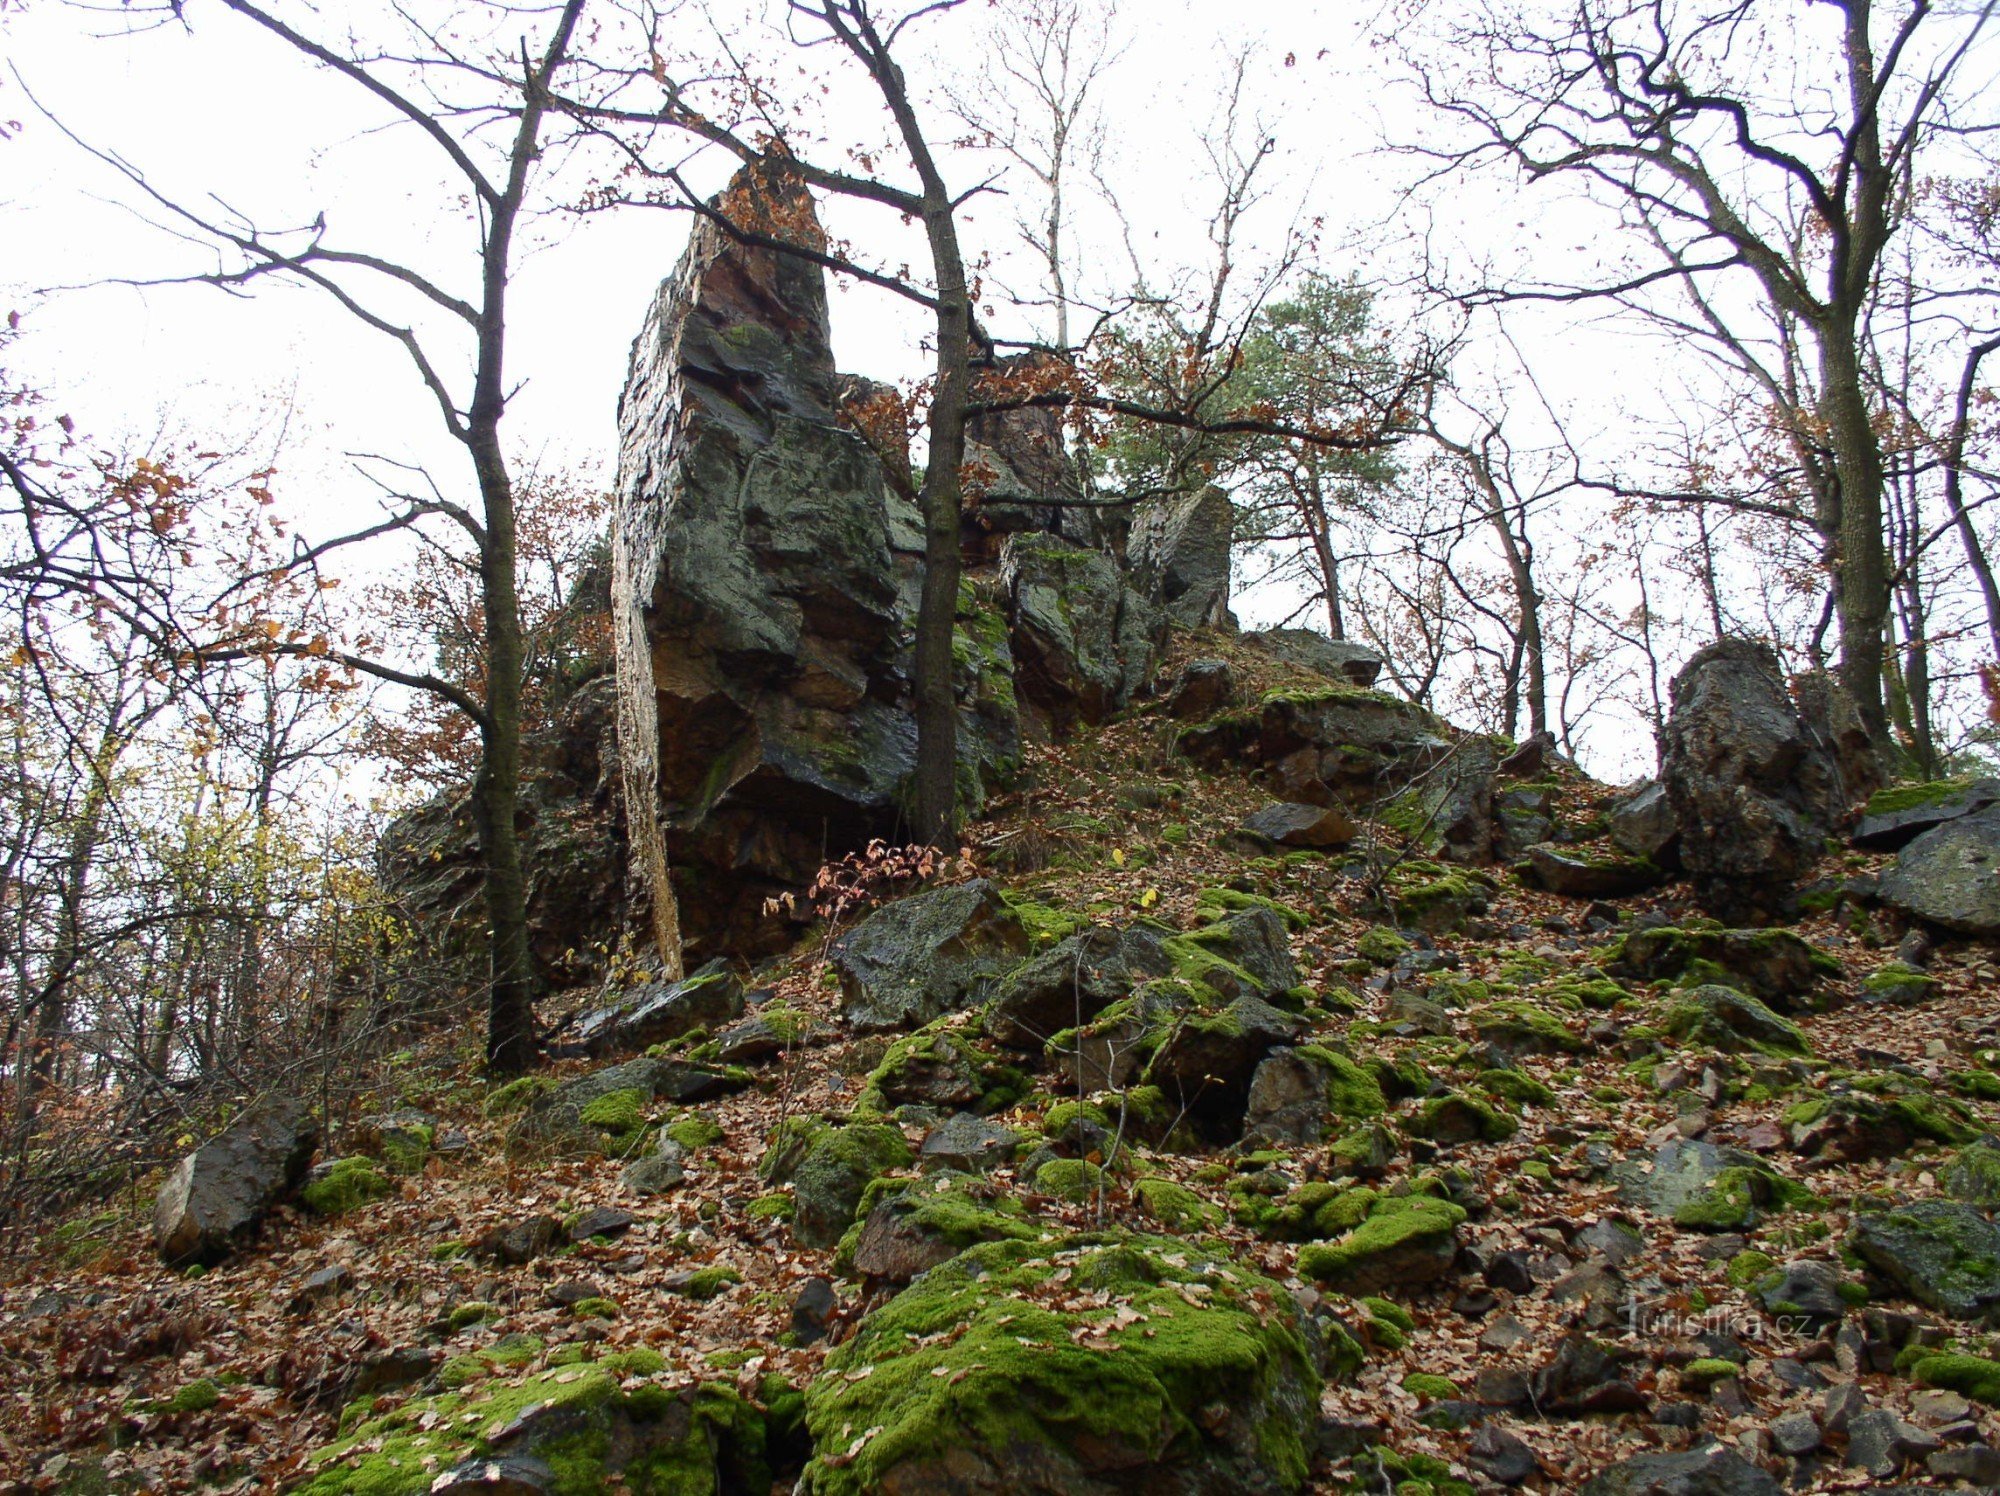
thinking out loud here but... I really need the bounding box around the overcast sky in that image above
[5,0,1940,781]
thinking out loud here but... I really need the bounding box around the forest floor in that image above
[1,652,1997,1494]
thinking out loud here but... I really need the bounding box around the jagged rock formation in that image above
[1661,639,1842,918]
[608,164,1172,956]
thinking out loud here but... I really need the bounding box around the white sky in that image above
[7,0,1981,782]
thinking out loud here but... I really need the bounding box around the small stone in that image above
[1574,1218,1646,1268]
[1769,1408,1821,1456]
[918,1113,1019,1173]
[471,1216,561,1267]
[620,1140,686,1196]
[1480,1314,1530,1352]
[1822,1381,1867,1434]
[544,1280,605,1308]
[1466,1423,1538,1485]
[791,1276,837,1346]
[566,1206,635,1242]
[1930,1444,2000,1484]
[287,1264,354,1314]
[1845,1407,1921,1475]
[1240,801,1356,849]
[1911,1388,1972,1423]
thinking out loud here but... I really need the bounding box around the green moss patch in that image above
[799,1233,1319,1496]
[302,1157,392,1217]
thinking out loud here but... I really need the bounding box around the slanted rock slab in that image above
[1880,803,2000,937]
[153,1095,319,1267]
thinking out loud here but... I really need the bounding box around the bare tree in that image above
[1400,0,1999,745]
[36,0,589,1071]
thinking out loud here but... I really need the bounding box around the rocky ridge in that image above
[10,166,2000,1496]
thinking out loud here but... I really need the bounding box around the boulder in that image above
[1297,1195,1466,1294]
[1855,777,2000,851]
[1605,925,1836,1009]
[1577,1442,1780,1496]
[1611,1138,1791,1221]
[379,676,633,993]
[1240,627,1383,687]
[1661,639,1841,917]
[984,923,1172,1050]
[791,1123,914,1249]
[1851,1201,2000,1319]
[1166,658,1236,719]
[1240,801,1356,849]
[999,534,1157,737]
[831,880,1029,1032]
[1129,486,1235,631]
[1243,1046,1387,1146]
[1785,1090,1972,1162]
[1527,1333,1649,1417]
[1607,779,1679,865]
[845,1172,1045,1283]
[800,1233,1320,1495]
[297,1365,767,1496]
[1757,1260,1846,1328]
[1390,738,1499,864]
[919,1114,1021,1173]
[1147,995,1308,1131]
[620,1138,686,1196]
[1943,1138,2000,1209]
[1493,783,1557,859]
[1659,985,1811,1057]
[1176,685,1452,807]
[153,1096,319,1267]
[1880,804,2000,937]
[567,959,744,1056]
[1526,843,1663,899]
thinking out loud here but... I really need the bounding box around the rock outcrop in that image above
[1880,804,2000,937]
[153,1096,319,1266]
[606,164,1168,957]
[1129,486,1235,631]
[1662,639,1842,918]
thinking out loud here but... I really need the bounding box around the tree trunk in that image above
[470,435,536,1075]
[1820,328,1891,742]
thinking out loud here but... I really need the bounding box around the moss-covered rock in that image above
[1476,1068,1555,1108]
[1470,999,1582,1057]
[1784,1089,1974,1161]
[295,1362,767,1496]
[1659,984,1811,1058]
[1944,1138,2000,1209]
[1296,1195,1467,1294]
[302,1157,392,1217]
[1357,927,1411,966]
[1851,1200,2000,1319]
[843,1170,1051,1281]
[1134,1177,1222,1231]
[1860,960,1937,1006]
[1913,1352,2000,1405]
[1604,925,1840,1007]
[1407,1090,1518,1145]
[792,1124,915,1249]
[854,1018,1028,1118]
[1670,1166,1816,1232]
[799,1233,1320,1495]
